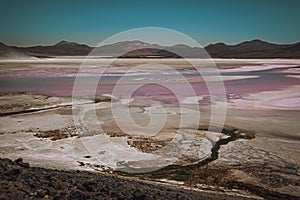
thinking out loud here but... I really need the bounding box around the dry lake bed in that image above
[0,58,300,199]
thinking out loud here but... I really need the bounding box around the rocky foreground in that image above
[0,158,258,200]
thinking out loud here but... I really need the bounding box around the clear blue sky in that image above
[1,0,299,47]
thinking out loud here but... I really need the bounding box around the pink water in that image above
[0,67,299,103]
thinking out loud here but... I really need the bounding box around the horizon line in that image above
[3,39,300,48]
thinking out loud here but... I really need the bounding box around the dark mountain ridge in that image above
[13,40,92,57]
[3,39,300,58]
[205,39,299,58]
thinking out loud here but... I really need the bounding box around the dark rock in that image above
[0,190,26,200]
[82,181,95,192]
[36,189,47,198]
[68,189,88,200]
[133,189,146,200]
[47,186,58,196]
[14,158,23,164]
[14,158,30,168]
[53,195,65,200]
[3,169,21,181]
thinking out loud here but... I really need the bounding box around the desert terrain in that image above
[0,58,299,199]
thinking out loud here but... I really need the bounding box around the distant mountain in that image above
[165,44,207,58]
[119,48,182,58]
[234,39,285,51]
[270,42,300,58]
[14,40,92,57]
[96,39,300,58]
[0,42,31,59]
[53,40,91,50]
[91,41,187,58]
[204,39,300,58]
[92,41,155,56]
[92,41,207,58]
[3,39,300,58]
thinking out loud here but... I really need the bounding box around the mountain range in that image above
[1,39,299,59]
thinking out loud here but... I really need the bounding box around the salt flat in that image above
[0,58,299,198]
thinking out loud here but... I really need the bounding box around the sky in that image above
[0,0,299,47]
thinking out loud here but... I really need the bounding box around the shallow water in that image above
[0,65,299,98]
